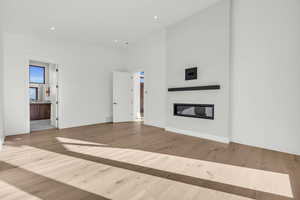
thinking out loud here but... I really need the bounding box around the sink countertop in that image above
[30,101,52,104]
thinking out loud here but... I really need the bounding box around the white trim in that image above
[165,127,230,144]
[144,121,165,129]
[0,136,5,151]
[232,138,300,156]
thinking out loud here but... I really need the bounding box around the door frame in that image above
[130,69,145,122]
[27,59,61,133]
[132,70,145,121]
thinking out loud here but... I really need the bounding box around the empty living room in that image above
[0,0,300,199]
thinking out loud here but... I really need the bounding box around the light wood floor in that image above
[0,122,299,200]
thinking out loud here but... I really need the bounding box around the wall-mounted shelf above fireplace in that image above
[168,85,220,92]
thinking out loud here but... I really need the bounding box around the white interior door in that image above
[49,64,59,128]
[113,71,132,123]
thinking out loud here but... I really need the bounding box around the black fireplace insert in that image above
[174,104,214,120]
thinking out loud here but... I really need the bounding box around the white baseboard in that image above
[232,138,300,156]
[144,121,165,129]
[165,127,230,144]
[60,119,111,129]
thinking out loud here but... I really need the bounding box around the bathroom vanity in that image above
[30,102,51,120]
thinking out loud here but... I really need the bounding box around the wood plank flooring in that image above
[0,122,299,200]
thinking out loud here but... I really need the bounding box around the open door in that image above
[49,64,59,128]
[113,71,132,123]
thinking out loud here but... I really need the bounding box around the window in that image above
[29,87,38,100]
[29,65,45,84]
[139,71,144,83]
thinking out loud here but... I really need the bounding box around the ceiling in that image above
[2,0,221,46]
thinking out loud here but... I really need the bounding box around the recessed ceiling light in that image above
[50,26,56,31]
[153,16,159,20]
[114,40,119,43]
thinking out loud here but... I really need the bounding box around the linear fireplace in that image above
[174,104,214,120]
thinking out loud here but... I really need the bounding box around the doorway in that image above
[112,71,145,123]
[28,60,59,132]
[133,71,144,122]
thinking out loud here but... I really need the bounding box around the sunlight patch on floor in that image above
[56,137,294,198]
[0,145,254,200]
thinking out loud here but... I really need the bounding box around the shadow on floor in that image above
[0,161,110,200]
[3,122,298,200]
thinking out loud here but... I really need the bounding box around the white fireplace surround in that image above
[166,89,230,144]
[165,0,231,144]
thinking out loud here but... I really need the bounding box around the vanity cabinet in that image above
[30,103,51,120]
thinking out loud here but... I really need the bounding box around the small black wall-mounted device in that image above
[185,67,197,80]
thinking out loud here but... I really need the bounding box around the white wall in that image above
[0,1,5,149]
[3,33,126,135]
[165,0,231,143]
[126,30,166,128]
[231,0,300,155]
[2,0,300,156]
